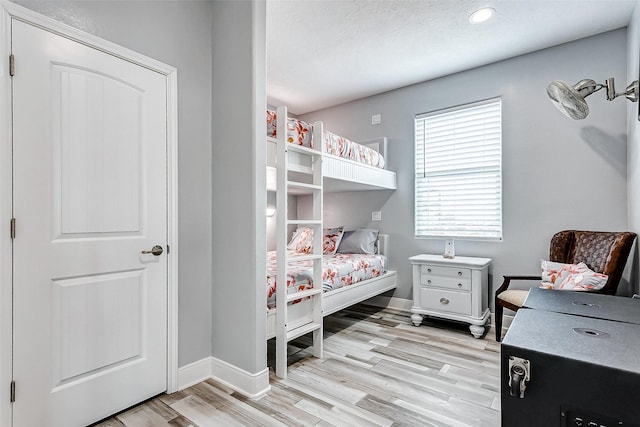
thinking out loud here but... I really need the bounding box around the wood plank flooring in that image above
[96,304,501,427]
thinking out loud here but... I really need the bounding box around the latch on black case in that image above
[508,356,531,398]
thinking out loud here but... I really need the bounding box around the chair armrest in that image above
[495,275,542,295]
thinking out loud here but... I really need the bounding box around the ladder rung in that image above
[286,288,323,302]
[286,143,322,156]
[287,254,322,262]
[286,322,321,341]
[287,181,322,191]
[287,219,321,226]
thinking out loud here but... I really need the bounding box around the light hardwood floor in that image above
[96,304,501,427]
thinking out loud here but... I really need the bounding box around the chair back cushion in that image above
[549,230,636,295]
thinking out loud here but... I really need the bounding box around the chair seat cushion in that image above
[497,289,530,307]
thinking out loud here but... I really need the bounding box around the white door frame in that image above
[0,2,179,425]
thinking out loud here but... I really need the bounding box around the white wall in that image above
[13,0,214,367]
[300,29,630,305]
[627,1,640,295]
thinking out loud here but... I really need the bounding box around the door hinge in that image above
[166,244,170,254]
[10,380,15,403]
[10,218,15,240]
[9,54,14,77]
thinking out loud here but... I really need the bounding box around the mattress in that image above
[266,110,386,169]
[266,250,387,308]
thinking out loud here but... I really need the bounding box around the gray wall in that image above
[14,0,214,367]
[211,0,267,374]
[299,29,630,306]
[267,193,297,251]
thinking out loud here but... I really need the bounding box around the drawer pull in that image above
[427,279,431,284]
[458,283,462,288]
[427,268,432,273]
[458,271,462,276]
[440,298,450,305]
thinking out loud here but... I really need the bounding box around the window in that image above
[414,98,502,240]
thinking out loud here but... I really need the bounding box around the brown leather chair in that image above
[495,230,636,341]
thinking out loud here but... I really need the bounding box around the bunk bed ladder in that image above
[275,106,324,379]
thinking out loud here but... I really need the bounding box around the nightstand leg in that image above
[411,313,423,326]
[469,324,485,339]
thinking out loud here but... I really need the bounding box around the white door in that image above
[11,19,168,427]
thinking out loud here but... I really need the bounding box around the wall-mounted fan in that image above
[546,77,638,120]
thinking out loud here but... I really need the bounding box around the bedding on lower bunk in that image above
[266,250,387,309]
[266,109,386,169]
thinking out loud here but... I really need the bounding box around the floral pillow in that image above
[266,110,314,148]
[322,226,344,255]
[287,227,313,254]
[266,109,277,138]
[286,226,345,255]
[286,118,314,148]
[540,259,608,291]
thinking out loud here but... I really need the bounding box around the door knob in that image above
[141,245,163,256]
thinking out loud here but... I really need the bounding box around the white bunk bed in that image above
[267,106,397,378]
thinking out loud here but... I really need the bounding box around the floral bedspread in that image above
[266,110,386,169]
[266,250,387,308]
[323,130,385,169]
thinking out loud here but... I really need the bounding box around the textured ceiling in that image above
[266,0,638,114]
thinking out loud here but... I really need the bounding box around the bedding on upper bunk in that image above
[266,109,386,169]
[266,250,387,309]
[267,109,313,148]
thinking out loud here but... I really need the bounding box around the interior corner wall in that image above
[12,0,214,368]
[300,29,629,305]
[211,0,267,375]
[627,0,640,295]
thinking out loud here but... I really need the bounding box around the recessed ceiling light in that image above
[469,7,495,24]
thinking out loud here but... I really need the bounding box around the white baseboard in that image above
[210,357,271,399]
[178,357,213,390]
[177,357,271,400]
[365,295,413,312]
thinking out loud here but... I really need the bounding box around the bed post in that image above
[275,106,288,379]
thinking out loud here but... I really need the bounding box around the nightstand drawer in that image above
[420,266,472,291]
[421,265,471,279]
[420,288,471,315]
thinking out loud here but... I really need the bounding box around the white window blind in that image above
[415,98,502,240]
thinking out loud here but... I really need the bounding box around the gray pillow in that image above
[336,229,379,254]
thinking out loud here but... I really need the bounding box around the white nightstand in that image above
[409,254,491,338]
